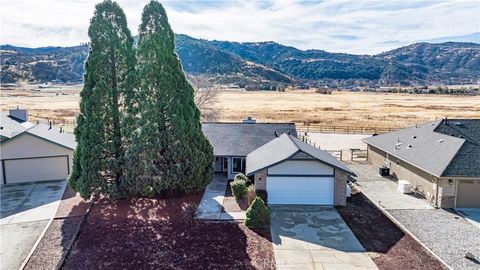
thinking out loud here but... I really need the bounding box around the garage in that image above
[246,133,355,206]
[456,180,480,208]
[267,176,334,205]
[3,156,69,184]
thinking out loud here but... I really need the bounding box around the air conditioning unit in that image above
[397,180,412,194]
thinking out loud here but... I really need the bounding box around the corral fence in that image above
[296,124,397,135]
[299,135,369,162]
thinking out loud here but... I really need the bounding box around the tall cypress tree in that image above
[125,0,213,196]
[69,0,135,199]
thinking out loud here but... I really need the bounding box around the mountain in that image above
[1,35,479,87]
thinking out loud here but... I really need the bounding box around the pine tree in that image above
[125,0,213,196]
[69,0,135,199]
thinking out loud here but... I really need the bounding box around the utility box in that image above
[379,166,390,176]
[397,180,412,194]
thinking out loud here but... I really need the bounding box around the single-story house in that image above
[0,109,76,185]
[203,117,354,206]
[364,118,480,208]
[202,117,297,179]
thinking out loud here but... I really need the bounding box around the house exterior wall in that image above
[334,169,347,206]
[254,169,267,192]
[267,160,334,175]
[0,134,73,184]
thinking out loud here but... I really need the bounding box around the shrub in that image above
[231,179,247,199]
[141,185,155,197]
[245,197,270,228]
[256,190,268,204]
[183,203,198,224]
[234,173,248,182]
[246,185,256,205]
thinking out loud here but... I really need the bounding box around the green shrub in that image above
[246,185,256,205]
[230,179,247,199]
[234,173,248,182]
[141,185,155,198]
[245,197,270,228]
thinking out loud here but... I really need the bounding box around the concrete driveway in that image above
[270,205,378,270]
[1,180,66,270]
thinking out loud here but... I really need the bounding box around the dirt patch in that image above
[63,192,274,270]
[222,180,249,212]
[336,193,447,270]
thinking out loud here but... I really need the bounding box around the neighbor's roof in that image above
[202,122,297,156]
[0,111,33,140]
[1,120,76,150]
[246,133,355,176]
[363,119,480,177]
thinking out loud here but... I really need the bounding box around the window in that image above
[232,157,245,173]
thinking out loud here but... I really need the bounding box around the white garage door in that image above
[4,156,69,184]
[267,176,334,205]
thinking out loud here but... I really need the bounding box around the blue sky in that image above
[1,0,479,54]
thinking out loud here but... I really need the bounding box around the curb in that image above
[355,184,453,270]
[55,201,93,270]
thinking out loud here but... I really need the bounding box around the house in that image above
[203,117,355,206]
[202,117,297,179]
[364,119,480,208]
[0,108,76,185]
[246,133,355,206]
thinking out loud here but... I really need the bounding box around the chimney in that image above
[242,116,256,124]
[9,107,28,122]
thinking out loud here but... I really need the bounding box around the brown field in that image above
[1,84,479,132]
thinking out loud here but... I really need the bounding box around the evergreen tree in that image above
[69,0,135,199]
[125,0,213,196]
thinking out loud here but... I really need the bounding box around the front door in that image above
[214,157,223,172]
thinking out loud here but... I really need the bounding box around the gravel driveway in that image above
[389,209,480,270]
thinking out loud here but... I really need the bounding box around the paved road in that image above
[1,180,66,270]
[270,205,378,270]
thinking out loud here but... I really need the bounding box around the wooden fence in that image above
[299,135,369,162]
[296,124,396,135]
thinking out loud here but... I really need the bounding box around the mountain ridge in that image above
[1,34,479,87]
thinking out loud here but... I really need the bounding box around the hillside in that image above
[1,35,479,86]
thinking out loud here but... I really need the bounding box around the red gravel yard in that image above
[63,192,274,270]
[336,193,447,270]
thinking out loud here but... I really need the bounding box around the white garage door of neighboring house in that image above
[267,176,334,205]
[3,156,69,184]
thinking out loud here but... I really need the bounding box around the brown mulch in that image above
[62,192,275,270]
[24,186,90,270]
[222,181,249,212]
[336,193,447,270]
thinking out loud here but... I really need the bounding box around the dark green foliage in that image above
[231,179,247,199]
[124,0,213,196]
[245,197,270,228]
[68,0,135,199]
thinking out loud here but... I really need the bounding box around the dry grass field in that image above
[1,84,479,132]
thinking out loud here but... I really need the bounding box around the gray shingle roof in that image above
[246,133,355,175]
[0,111,33,140]
[202,122,297,156]
[26,123,76,149]
[363,119,480,177]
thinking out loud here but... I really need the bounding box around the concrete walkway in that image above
[270,205,378,270]
[1,180,66,270]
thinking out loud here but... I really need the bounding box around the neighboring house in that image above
[203,117,354,206]
[202,117,297,179]
[246,133,355,206]
[364,119,480,208]
[0,109,76,185]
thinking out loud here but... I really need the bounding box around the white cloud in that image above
[1,0,478,54]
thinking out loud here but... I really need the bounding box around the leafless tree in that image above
[188,75,220,121]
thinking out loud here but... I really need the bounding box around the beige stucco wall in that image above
[254,169,267,192]
[334,170,347,206]
[0,133,73,184]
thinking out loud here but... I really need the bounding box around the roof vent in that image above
[437,139,445,143]
[412,136,417,139]
[242,116,256,124]
[9,107,28,122]
[406,144,413,149]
